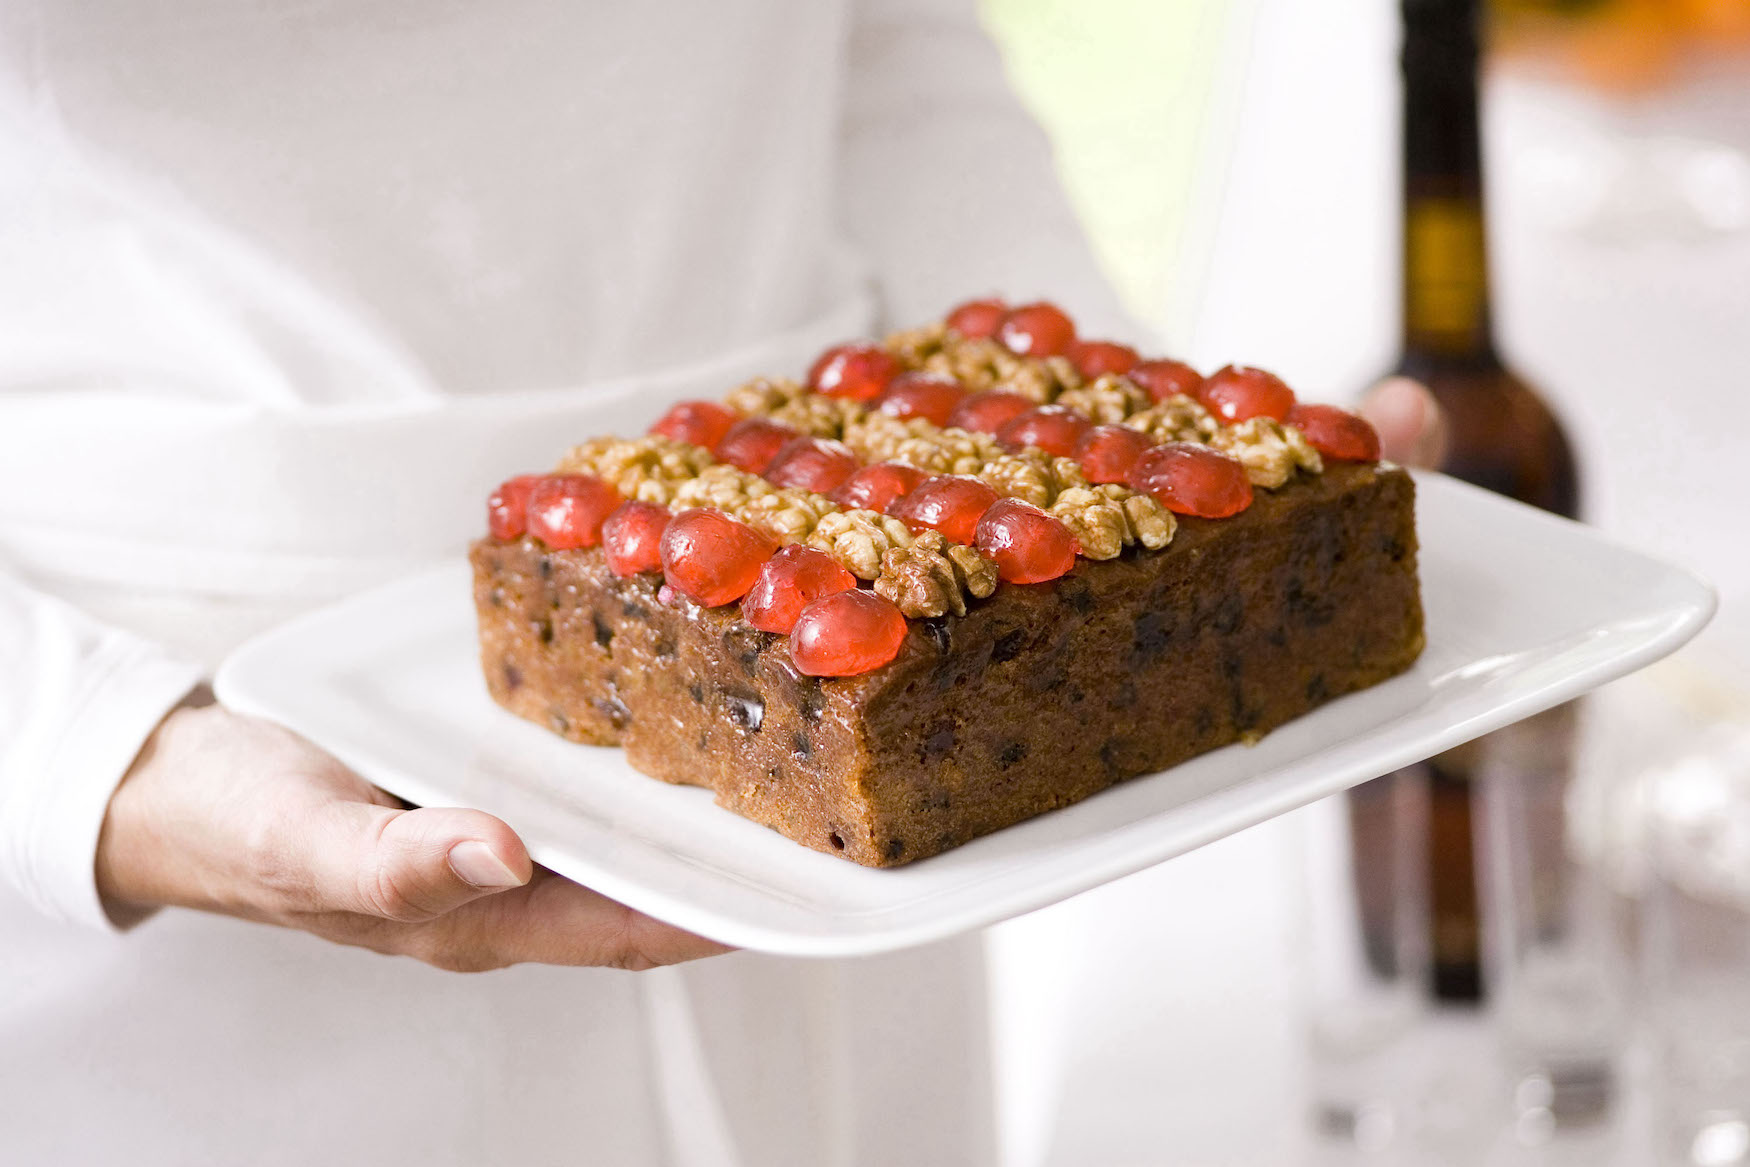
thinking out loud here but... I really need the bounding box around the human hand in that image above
[1358,376,1447,469]
[95,694,731,971]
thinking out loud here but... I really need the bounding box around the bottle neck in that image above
[1401,0,1494,361]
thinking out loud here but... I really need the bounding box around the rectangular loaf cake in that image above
[472,303,1425,866]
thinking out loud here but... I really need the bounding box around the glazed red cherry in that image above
[525,474,622,550]
[764,435,860,494]
[658,509,777,607]
[1286,403,1381,463]
[945,297,1008,339]
[1073,425,1154,485]
[601,501,672,577]
[889,475,999,544]
[808,343,900,402]
[1068,340,1140,379]
[1200,364,1296,423]
[829,461,927,514]
[649,400,738,450]
[487,474,542,540]
[713,418,799,474]
[1127,359,1204,404]
[996,404,1092,457]
[974,499,1080,584]
[945,389,1035,435]
[875,371,966,427]
[741,545,858,634]
[998,302,1076,357]
[789,589,909,677]
[1126,443,1253,518]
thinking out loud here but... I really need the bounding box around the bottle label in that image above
[1405,196,1488,351]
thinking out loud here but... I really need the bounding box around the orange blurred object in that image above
[1493,0,1750,91]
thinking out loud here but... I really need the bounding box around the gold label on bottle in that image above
[1405,197,1488,351]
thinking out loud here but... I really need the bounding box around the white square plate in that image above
[215,472,1714,956]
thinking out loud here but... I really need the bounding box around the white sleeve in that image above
[0,572,203,929]
[837,0,1139,341]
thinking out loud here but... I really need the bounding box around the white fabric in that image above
[0,1,1127,1164]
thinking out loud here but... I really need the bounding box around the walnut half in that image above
[872,531,998,618]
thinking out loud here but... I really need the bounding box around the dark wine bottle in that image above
[1396,0,1581,1004]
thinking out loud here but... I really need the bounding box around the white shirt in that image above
[0,2,1130,1163]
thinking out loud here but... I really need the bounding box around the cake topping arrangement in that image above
[487,299,1382,676]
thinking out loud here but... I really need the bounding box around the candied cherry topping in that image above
[1126,443,1253,519]
[526,474,621,550]
[829,461,927,514]
[741,545,858,634]
[1199,364,1296,423]
[764,435,860,494]
[1068,340,1140,379]
[998,301,1076,357]
[996,404,1092,457]
[975,499,1079,584]
[946,389,1035,436]
[808,343,900,402]
[875,371,967,427]
[945,297,1008,339]
[1286,403,1381,463]
[889,475,999,544]
[659,509,777,607]
[713,418,799,474]
[789,589,909,677]
[487,474,542,541]
[649,400,738,450]
[1127,359,1204,404]
[602,501,672,577]
[1073,425,1155,485]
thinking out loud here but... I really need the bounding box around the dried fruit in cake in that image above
[974,498,1079,584]
[1200,364,1296,423]
[788,588,909,677]
[808,343,900,402]
[889,475,1000,544]
[764,435,860,494]
[998,301,1076,357]
[996,404,1092,457]
[713,418,800,475]
[487,474,543,541]
[1128,359,1205,404]
[830,461,928,515]
[659,508,778,607]
[945,297,1008,339]
[525,474,621,550]
[876,371,967,427]
[1127,443,1254,519]
[1285,403,1381,463]
[602,501,672,577]
[741,545,859,634]
[1068,340,1140,379]
[650,400,739,450]
[946,389,1035,436]
[1073,425,1154,485]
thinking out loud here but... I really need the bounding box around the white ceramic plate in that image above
[215,472,1714,957]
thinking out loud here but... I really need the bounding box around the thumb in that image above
[1359,376,1448,469]
[312,803,534,922]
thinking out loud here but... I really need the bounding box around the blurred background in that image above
[973,0,1750,1163]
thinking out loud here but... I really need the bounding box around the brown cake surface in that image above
[473,460,1423,867]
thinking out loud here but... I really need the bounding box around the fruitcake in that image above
[472,299,1424,866]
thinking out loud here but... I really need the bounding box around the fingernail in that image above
[448,841,522,890]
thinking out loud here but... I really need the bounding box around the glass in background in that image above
[1643,726,1750,1167]
[1476,707,1630,1141]
[1301,773,1430,1154]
